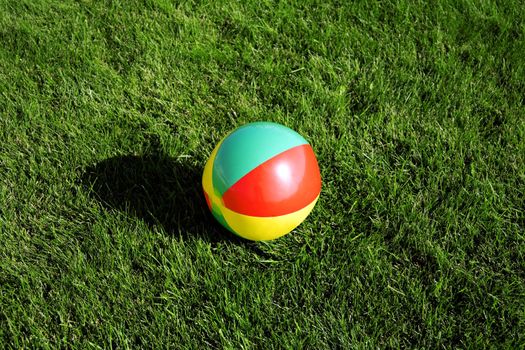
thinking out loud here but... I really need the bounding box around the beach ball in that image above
[202,122,321,241]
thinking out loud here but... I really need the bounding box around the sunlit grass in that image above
[1,0,524,348]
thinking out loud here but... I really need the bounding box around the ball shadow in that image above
[81,154,241,243]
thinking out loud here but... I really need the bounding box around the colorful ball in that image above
[202,122,321,241]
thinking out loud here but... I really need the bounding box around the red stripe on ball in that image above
[222,144,321,217]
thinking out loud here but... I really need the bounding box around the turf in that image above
[1,0,524,348]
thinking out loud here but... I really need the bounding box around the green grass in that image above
[1,0,524,348]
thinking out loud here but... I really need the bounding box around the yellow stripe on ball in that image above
[220,195,319,241]
[202,138,223,201]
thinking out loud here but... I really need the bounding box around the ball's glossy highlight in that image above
[202,122,321,241]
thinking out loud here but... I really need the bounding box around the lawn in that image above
[1,0,524,348]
